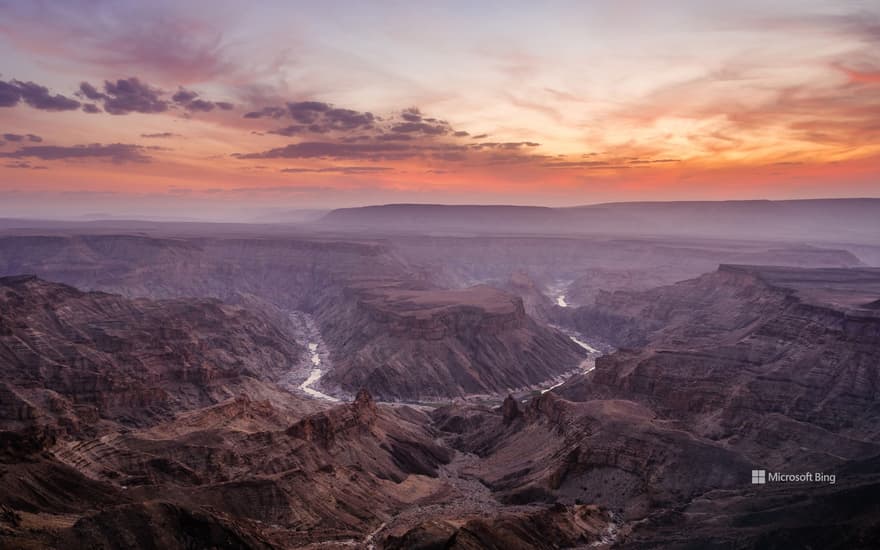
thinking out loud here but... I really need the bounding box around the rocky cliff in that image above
[564,265,880,446]
[426,265,880,547]
[0,275,305,434]
[316,282,587,400]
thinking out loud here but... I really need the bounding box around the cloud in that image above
[15,80,81,110]
[268,125,305,137]
[78,81,104,100]
[186,98,215,112]
[237,100,552,167]
[245,100,374,132]
[248,99,473,150]
[469,141,540,150]
[244,106,287,119]
[323,108,375,130]
[141,132,180,138]
[0,143,152,163]
[171,87,232,112]
[4,161,48,170]
[400,107,422,122]
[832,62,880,84]
[389,121,449,135]
[171,88,199,103]
[541,157,679,170]
[280,166,393,174]
[74,77,232,115]
[0,2,234,84]
[376,133,414,141]
[82,103,101,114]
[0,80,21,107]
[0,79,80,111]
[2,133,42,143]
[287,101,330,123]
[238,141,413,161]
[101,77,168,114]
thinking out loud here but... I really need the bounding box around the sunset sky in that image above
[1,0,879,220]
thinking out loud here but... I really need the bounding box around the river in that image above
[286,312,340,402]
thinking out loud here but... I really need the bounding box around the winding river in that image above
[287,312,340,402]
[300,341,339,402]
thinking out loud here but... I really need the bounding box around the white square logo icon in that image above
[751,469,766,484]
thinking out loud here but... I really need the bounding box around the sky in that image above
[0,0,878,220]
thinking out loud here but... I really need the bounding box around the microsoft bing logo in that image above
[751,469,766,484]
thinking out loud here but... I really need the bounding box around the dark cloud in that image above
[185,98,215,112]
[287,101,330,123]
[323,108,374,130]
[389,121,449,135]
[626,158,680,165]
[246,101,374,132]
[469,141,540,150]
[280,166,393,174]
[76,79,231,114]
[3,161,48,170]
[401,107,422,122]
[541,160,620,169]
[171,88,199,104]
[239,101,546,166]
[78,81,104,100]
[170,88,231,112]
[9,80,80,111]
[98,77,168,114]
[237,141,413,161]
[3,133,42,143]
[0,80,22,107]
[268,125,305,137]
[432,151,467,162]
[0,143,152,163]
[141,132,180,138]
[538,157,677,170]
[376,133,414,141]
[244,106,287,119]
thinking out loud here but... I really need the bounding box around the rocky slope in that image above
[2,228,878,548]
[384,503,613,549]
[0,234,413,310]
[0,275,607,548]
[0,234,587,403]
[388,233,865,311]
[443,264,880,546]
[0,275,313,435]
[315,282,587,400]
[1,389,463,548]
[564,265,880,446]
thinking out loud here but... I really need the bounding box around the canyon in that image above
[1,202,879,548]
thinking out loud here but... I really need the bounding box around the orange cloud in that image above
[832,62,880,84]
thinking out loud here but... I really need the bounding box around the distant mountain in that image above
[317,198,880,243]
